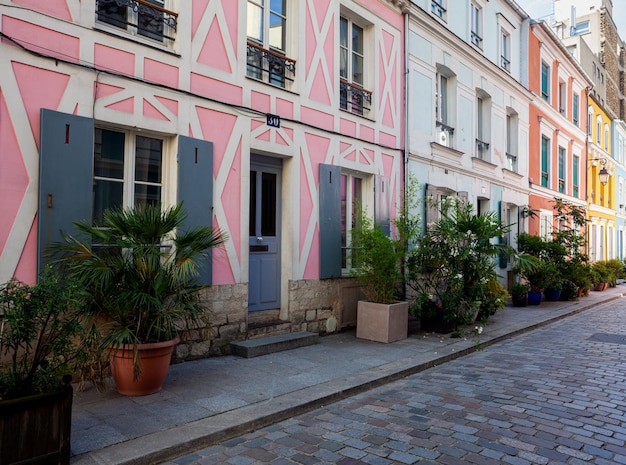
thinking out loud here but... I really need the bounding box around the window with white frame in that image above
[340,14,371,116]
[341,171,365,272]
[572,92,579,126]
[506,110,518,171]
[604,124,610,151]
[435,67,456,146]
[541,61,550,101]
[596,115,602,144]
[95,0,177,43]
[246,0,295,88]
[476,92,491,160]
[541,135,550,188]
[573,21,590,35]
[470,2,482,48]
[93,128,163,223]
[431,0,447,21]
[588,106,593,136]
[539,211,552,240]
[558,80,566,115]
[500,29,511,71]
[558,146,566,194]
[573,155,579,198]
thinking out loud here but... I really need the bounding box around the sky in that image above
[515,0,626,40]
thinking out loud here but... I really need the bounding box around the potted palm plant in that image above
[0,268,87,464]
[53,203,226,395]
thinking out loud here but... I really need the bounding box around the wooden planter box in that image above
[0,385,72,465]
[356,301,408,343]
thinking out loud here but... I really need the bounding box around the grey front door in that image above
[248,156,281,311]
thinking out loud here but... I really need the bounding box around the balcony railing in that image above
[471,31,482,48]
[246,42,296,89]
[475,138,490,160]
[501,55,510,71]
[505,152,517,171]
[340,80,372,116]
[431,0,446,19]
[96,0,178,42]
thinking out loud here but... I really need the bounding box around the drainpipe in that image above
[585,86,591,260]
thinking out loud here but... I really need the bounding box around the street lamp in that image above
[591,158,610,186]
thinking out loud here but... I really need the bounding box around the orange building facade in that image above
[527,21,592,238]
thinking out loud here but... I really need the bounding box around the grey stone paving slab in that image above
[70,288,624,464]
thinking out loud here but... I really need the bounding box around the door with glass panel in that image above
[248,157,281,311]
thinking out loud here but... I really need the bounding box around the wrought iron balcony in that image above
[96,0,178,42]
[431,0,446,18]
[475,139,490,160]
[246,42,296,89]
[501,55,510,71]
[505,152,517,171]
[471,31,482,48]
[340,80,372,116]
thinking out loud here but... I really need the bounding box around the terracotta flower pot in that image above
[109,336,179,396]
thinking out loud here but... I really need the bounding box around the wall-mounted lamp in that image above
[590,158,610,186]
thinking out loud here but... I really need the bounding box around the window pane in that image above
[340,17,348,48]
[93,180,123,223]
[352,54,363,85]
[247,1,263,42]
[134,184,161,207]
[352,24,363,55]
[269,12,285,51]
[135,136,162,183]
[97,2,128,29]
[137,0,165,41]
[94,128,125,179]
[340,48,348,79]
[261,172,276,236]
[270,0,285,15]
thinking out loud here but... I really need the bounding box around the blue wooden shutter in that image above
[375,175,391,236]
[319,164,341,279]
[178,136,214,286]
[38,109,94,275]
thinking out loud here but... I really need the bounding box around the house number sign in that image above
[266,113,280,128]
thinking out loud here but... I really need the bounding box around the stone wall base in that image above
[173,278,362,362]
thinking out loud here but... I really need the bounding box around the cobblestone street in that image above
[163,299,626,465]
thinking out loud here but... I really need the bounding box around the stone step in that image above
[230,331,319,358]
[246,319,292,340]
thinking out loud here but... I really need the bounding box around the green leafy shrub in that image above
[0,268,87,399]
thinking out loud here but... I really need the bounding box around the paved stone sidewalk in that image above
[161,298,626,465]
[71,287,623,465]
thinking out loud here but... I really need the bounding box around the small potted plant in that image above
[351,210,407,343]
[52,203,227,395]
[0,268,88,464]
[543,265,563,301]
[510,282,530,307]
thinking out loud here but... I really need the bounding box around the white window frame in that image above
[500,29,511,71]
[539,210,553,240]
[93,127,166,222]
[339,12,372,116]
[506,109,518,171]
[341,170,369,274]
[541,61,550,102]
[604,124,610,151]
[596,115,602,145]
[470,2,483,48]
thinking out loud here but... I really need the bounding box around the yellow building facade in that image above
[587,96,616,261]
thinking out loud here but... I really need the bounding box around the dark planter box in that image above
[421,311,455,334]
[0,385,72,465]
[512,293,528,307]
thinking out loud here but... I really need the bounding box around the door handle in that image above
[257,237,263,242]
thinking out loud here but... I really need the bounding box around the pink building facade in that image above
[0,0,406,355]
